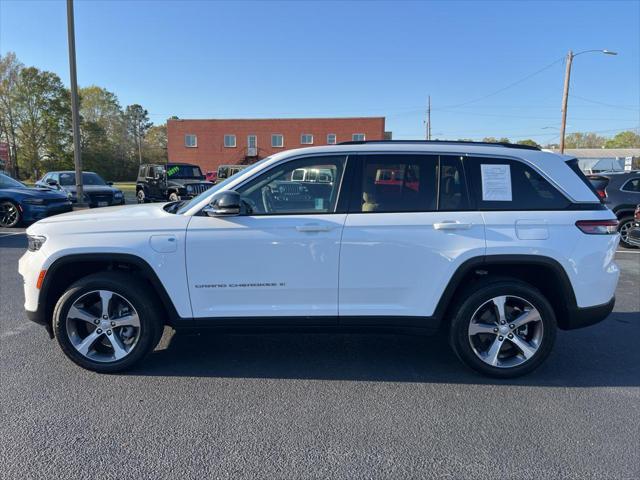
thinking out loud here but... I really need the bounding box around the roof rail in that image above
[338,139,541,151]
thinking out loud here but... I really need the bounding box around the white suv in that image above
[19,141,620,377]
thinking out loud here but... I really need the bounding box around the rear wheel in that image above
[618,216,637,248]
[136,189,146,204]
[52,272,164,373]
[449,280,557,378]
[0,201,21,228]
[168,192,179,202]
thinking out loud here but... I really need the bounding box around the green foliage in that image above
[564,132,607,149]
[604,130,640,148]
[516,139,540,148]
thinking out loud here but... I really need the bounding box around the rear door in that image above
[338,153,486,322]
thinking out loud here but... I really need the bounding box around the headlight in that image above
[114,191,123,199]
[27,235,47,252]
[23,198,45,205]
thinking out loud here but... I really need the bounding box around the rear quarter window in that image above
[467,157,570,210]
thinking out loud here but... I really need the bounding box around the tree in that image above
[563,132,606,149]
[604,130,640,148]
[13,67,72,178]
[0,52,23,176]
[79,86,124,178]
[517,139,540,148]
[144,124,167,164]
[125,104,152,165]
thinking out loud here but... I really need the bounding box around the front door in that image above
[186,154,348,320]
[338,153,486,322]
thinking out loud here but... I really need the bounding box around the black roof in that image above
[338,139,541,151]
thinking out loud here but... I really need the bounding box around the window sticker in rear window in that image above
[481,164,512,201]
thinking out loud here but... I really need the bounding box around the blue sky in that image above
[1,0,639,143]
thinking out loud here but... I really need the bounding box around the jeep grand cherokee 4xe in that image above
[19,141,620,377]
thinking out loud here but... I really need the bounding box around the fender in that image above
[36,253,180,329]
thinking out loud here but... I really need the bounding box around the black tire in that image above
[52,272,164,373]
[136,189,147,204]
[0,200,22,228]
[449,279,557,378]
[618,216,637,249]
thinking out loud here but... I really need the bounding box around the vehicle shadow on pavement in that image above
[130,311,640,387]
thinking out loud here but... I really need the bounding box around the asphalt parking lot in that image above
[1,228,638,479]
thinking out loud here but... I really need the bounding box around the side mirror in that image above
[107,181,114,186]
[203,190,241,217]
[46,178,58,186]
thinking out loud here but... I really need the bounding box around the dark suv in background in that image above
[136,162,213,203]
[36,171,125,208]
[587,171,640,247]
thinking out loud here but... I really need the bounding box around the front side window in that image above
[355,154,437,213]
[439,156,470,211]
[301,134,313,145]
[327,133,337,145]
[352,133,366,141]
[224,135,236,148]
[467,157,570,210]
[236,155,346,215]
[59,172,107,186]
[185,134,197,148]
[272,134,284,148]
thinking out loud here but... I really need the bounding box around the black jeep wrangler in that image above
[136,163,214,203]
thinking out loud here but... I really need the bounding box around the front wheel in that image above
[52,272,164,373]
[449,280,557,378]
[0,201,21,228]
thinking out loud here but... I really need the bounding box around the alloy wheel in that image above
[65,290,141,363]
[467,295,543,368]
[619,219,633,245]
[0,201,19,227]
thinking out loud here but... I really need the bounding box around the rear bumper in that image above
[564,296,615,330]
[627,227,640,247]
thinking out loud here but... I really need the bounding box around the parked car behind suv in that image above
[136,162,213,203]
[19,141,619,377]
[587,171,640,247]
[0,173,72,227]
[36,171,125,208]
[626,204,640,247]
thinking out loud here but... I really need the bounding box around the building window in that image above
[352,133,366,141]
[185,134,197,147]
[272,134,284,148]
[247,135,257,149]
[301,134,313,145]
[327,133,337,145]
[224,134,236,148]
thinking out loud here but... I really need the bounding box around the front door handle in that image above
[433,221,472,230]
[296,224,332,232]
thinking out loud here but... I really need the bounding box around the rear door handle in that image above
[296,224,332,232]
[433,221,472,230]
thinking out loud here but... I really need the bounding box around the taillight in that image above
[575,220,618,235]
[596,189,607,200]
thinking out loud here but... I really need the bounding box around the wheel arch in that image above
[40,253,180,334]
[435,255,578,330]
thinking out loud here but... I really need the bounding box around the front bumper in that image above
[21,202,73,222]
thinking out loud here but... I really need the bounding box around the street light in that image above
[559,49,618,153]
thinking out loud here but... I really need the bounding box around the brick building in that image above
[167,117,386,173]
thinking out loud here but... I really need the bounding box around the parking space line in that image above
[616,250,640,254]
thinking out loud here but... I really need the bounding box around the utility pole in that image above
[559,48,617,154]
[426,95,431,141]
[559,51,573,154]
[66,0,86,207]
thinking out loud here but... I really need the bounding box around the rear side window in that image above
[467,157,570,210]
[621,178,640,192]
[355,155,438,212]
[566,158,600,200]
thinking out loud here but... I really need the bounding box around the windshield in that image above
[177,157,271,214]
[167,164,203,179]
[0,173,25,189]
[59,172,107,186]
